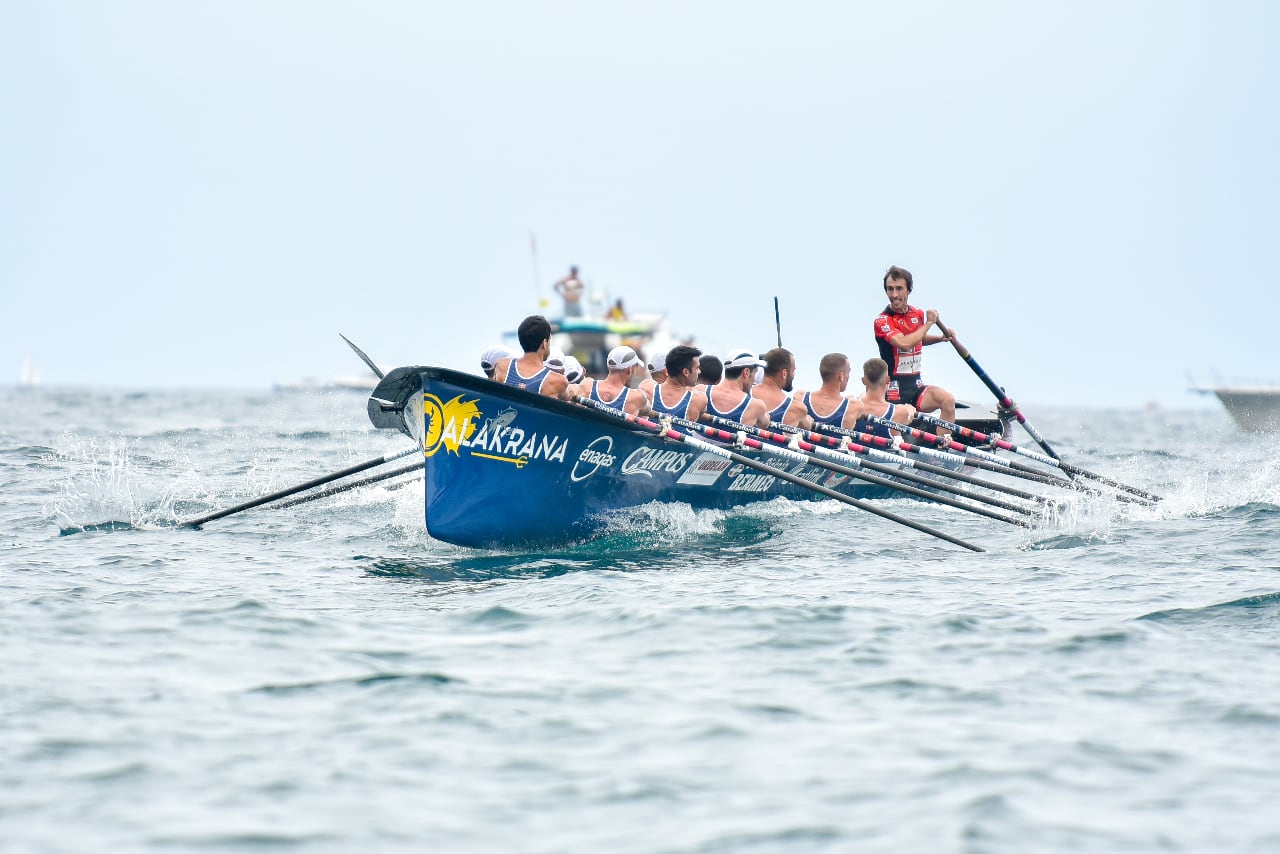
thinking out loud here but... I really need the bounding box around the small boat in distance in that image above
[1190,384,1280,432]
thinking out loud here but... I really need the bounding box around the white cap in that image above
[724,349,766,370]
[646,351,667,373]
[607,345,642,370]
[480,345,514,374]
[562,355,585,384]
[543,350,568,373]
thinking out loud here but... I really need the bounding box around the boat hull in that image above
[368,367,949,548]
[1202,388,1280,432]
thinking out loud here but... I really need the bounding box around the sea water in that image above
[2,386,1278,852]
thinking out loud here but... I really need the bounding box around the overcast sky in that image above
[3,1,1276,408]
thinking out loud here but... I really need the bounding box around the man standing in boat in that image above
[751,347,814,429]
[801,353,864,429]
[874,265,956,432]
[705,350,770,428]
[648,345,707,422]
[554,266,585,318]
[493,315,571,399]
[578,345,651,416]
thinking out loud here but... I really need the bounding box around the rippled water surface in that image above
[3,387,1279,852]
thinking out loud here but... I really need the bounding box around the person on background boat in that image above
[493,315,571,399]
[479,345,515,380]
[607,298,626,321]
[639,351,668,402]
[578,345,650,415]
[649,345,707,422]
[874,265,956,435]
[802,353,864,430]
[751,347,814,430]
[554,266,585,318]
[705,349,770,428]
[853,357,915,439]
[697,354,723,387]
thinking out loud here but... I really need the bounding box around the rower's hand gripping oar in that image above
[577,397,986,552]
[933,319,1066,465]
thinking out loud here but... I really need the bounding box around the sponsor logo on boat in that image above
[422,394,482,457]
[676,453,731,486]
[725,463,776,493]
[571,436,616,482]
[620,447,691,477]
[462,411,569,466]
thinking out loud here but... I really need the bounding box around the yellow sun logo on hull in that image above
[422,394,481,457]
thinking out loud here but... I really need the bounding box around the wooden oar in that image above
[576,397,986,552]
[698,412,1059,511]
[179,447,420,528]
[934,319,1066,465]
[902,411,1161,503]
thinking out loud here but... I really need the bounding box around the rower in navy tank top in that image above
[765,394,793,424]
[853,402,898,440]
[705,385,752,422]
[504,362,552,394]
[802,391,850,428]
[651,386,695,420]
[589,381,632,411]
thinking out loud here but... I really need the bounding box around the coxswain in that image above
[853,357,915,439]
[492,315,571,399]
[801,353,863,430]
[579,345,650,416]
[705,349,770,428]
[750,347,813,429]
[553,266,585,317]
[648,345,707,422]
[874,265,956,433]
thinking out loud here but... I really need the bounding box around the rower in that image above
[544,352,587,396]
[697,354,723,387]
[801,353,864,429]
[705,349,770,428]
[853,357,915,439]
[639,351,668,402]
[479,345,515,380]
[492,315,571,399]
[649,345,707,422]
[579,345,650,415]
[751,347,813,429]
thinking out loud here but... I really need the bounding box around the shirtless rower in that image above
[704,349,770,429]
[578,345,650,416]
[493,315,571,399]
[648,345,707,422]
[800,353,864,430]
[853,357,915,439]
[750,347,814,429]
[874,265,957,433]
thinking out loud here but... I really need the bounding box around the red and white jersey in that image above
[873,304,925,380]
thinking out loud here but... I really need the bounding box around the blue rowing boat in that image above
[367,366,947,548]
